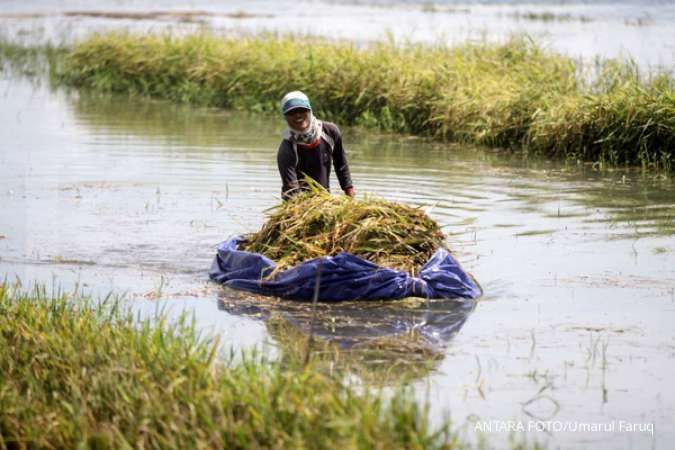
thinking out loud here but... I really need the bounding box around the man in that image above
[277,91,355,200]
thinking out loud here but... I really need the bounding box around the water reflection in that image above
[217,287,476,382]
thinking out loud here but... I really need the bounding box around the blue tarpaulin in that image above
[209,236,481,301]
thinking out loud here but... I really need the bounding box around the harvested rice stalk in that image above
[242,183,445,276]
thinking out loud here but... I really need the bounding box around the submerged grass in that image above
[506,11,593,23]
[58,31,674,168]
[241,183,445,275]
[0,282,460,449]
[0,40,66,78]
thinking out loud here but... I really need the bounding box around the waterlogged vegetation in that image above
[242,184,445,275]
[505,11,593,23]
[0,282,464,449]
[421,3,471,14]
[0,40,65,77]
[57,32,675,168]
[0,9,272,21]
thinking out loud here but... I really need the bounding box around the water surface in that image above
[1,74,674,449]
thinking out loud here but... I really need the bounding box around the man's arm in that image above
[329,125,354,195]
[277,141,300,200]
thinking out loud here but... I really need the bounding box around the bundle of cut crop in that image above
[241,184,445,276]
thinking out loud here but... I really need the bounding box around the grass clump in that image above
[0,281,458,449]
[241,185,445,275]
[58,31,675,168]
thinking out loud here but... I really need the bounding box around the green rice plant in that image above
[241,181,445,276]
[526,76,674,168]
[56,31,675,167]
[0,281,462,449]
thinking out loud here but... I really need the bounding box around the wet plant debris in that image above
[241,185,445,276]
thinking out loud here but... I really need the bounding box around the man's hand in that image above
[345,186,355,197]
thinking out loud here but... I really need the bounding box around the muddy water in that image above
[2,74,675,449]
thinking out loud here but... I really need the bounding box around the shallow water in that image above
[1,0,674,73]
[2,72,675,449]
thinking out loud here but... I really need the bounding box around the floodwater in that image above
[2,70,674,448]
[1,2,674,446]
[1,0,674,73]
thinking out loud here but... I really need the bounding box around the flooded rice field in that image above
[1,3,674,447]
[1,68,674,448]
[1,0,674,73]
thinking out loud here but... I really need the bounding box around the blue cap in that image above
[281,91,312,115]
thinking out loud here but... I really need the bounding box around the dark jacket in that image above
[277,121,353,199]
